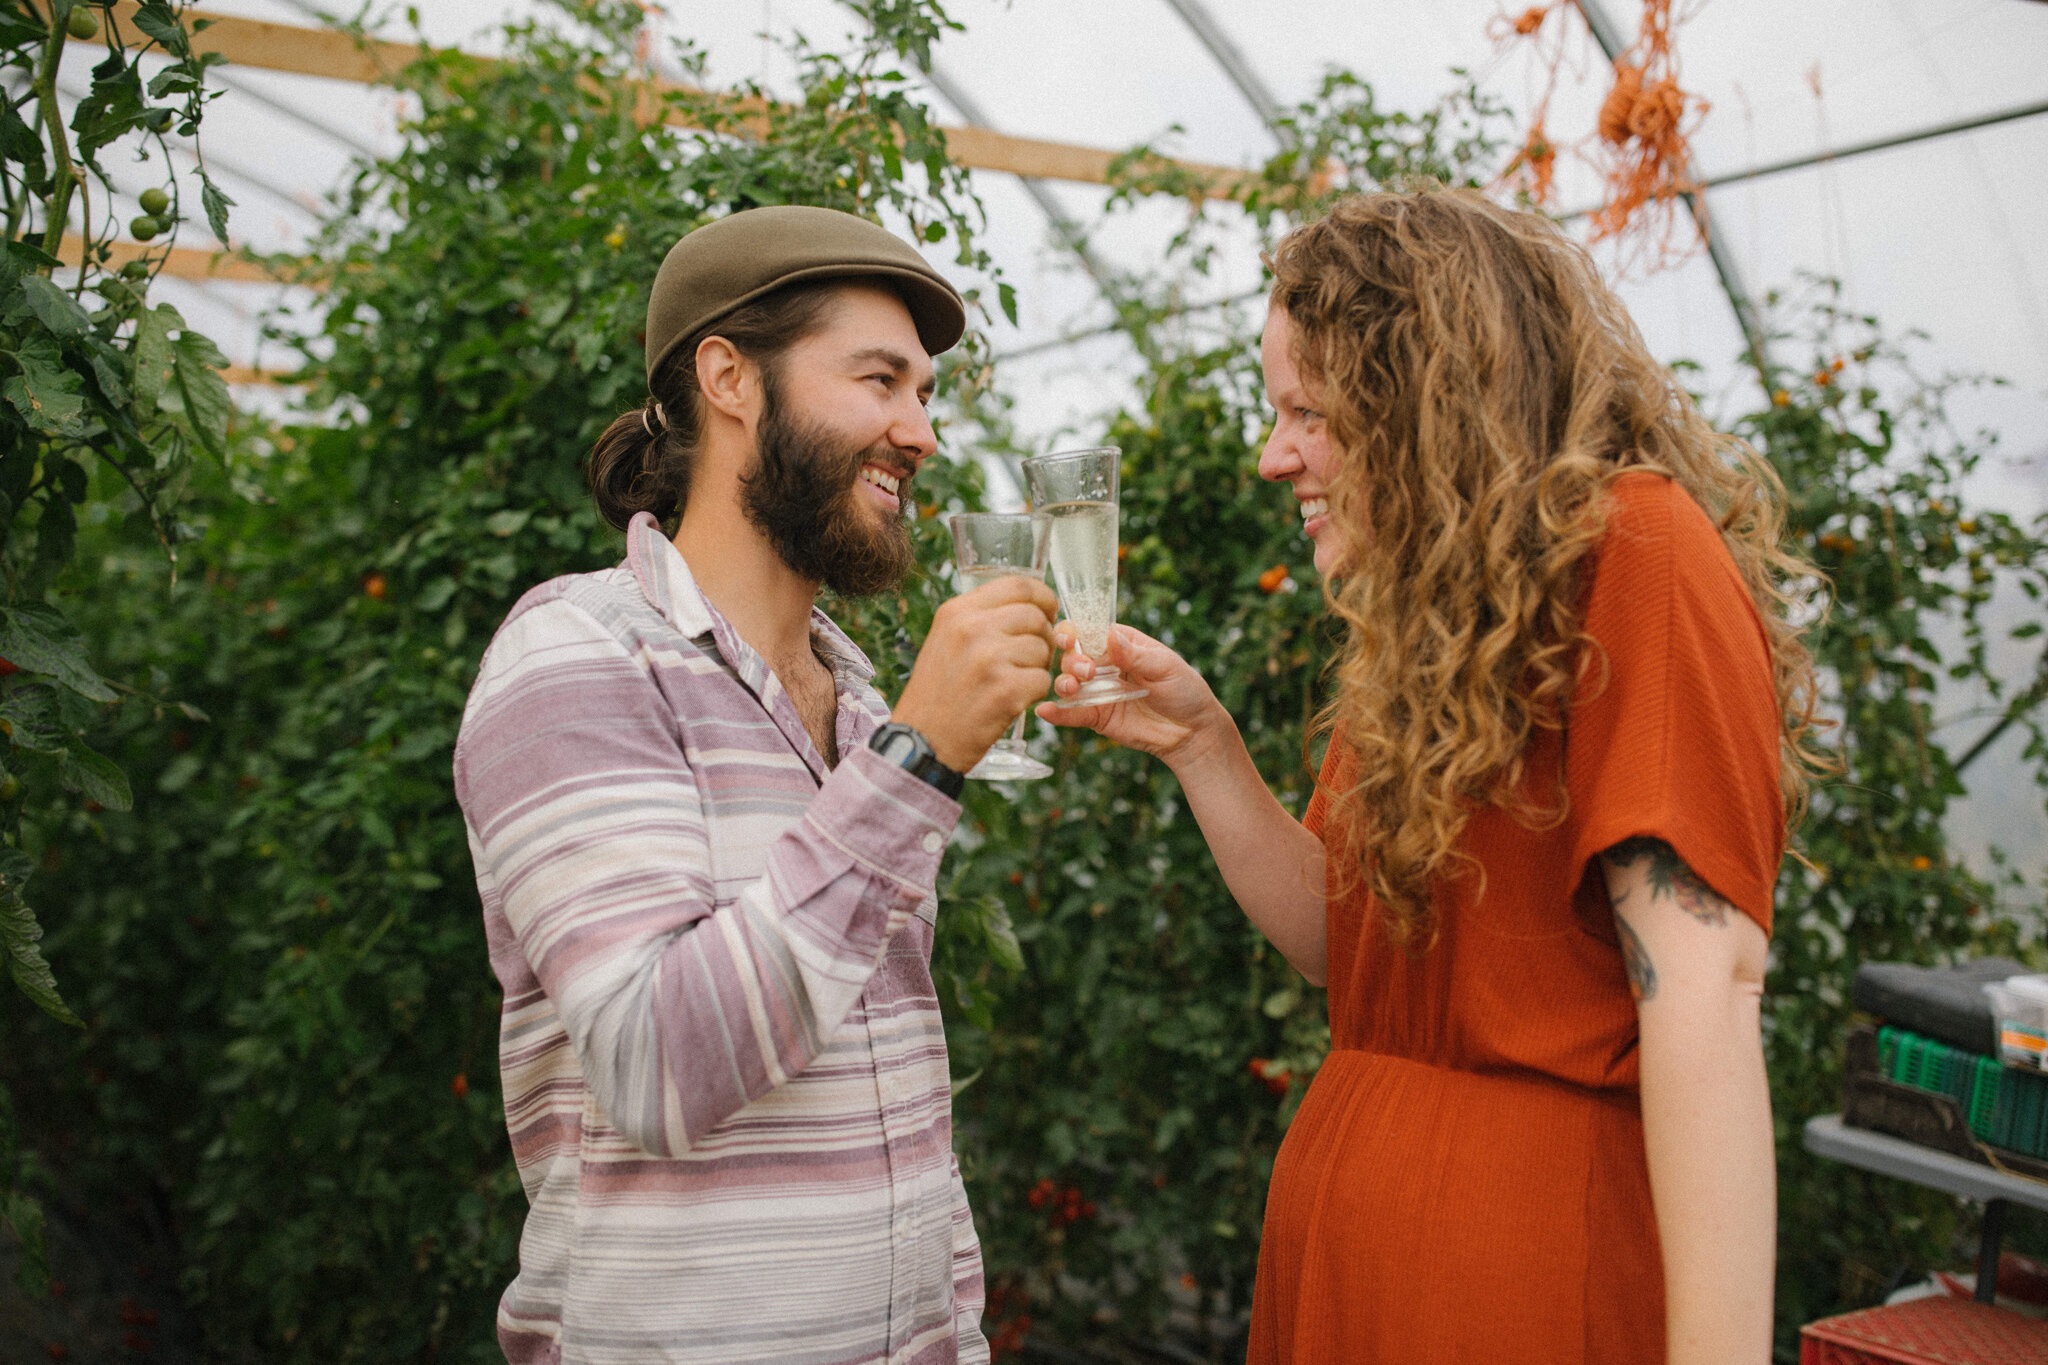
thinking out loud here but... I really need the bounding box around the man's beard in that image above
[740,381,916,598]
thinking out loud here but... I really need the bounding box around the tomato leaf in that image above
[3,340,85,436]
[0,685,73,756]
[21,276,88,339]
[172,327,232,456]
[0,1189,51,1296]
[58,740,132,811]
[0,603,119,702]
[972,894,1023,972]
[0,101,39,162]
[129,2,187,54]
[484,508,531,537]
[200,173,234,246]
[0,848,79,1028]
[132,302,179,409]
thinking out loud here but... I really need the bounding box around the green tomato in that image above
[130,215,161,242]
[120,259,150,280]
[66,7,99,40]
[139,187,170,216]
[0,774,19,803]
[143,107,174,134]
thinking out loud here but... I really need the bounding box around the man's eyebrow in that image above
[849,346,936,391]
[849,346,913,372]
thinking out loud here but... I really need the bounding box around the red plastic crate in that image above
[1800,1294,2048,1365]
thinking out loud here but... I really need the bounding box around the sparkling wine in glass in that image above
[949,512,1056,782]
[1020,446,1149,709]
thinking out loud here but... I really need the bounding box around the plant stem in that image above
[1954,648,2048,775]
[33,0,78,265]
[69,143,87,297]
[1,93,25,245]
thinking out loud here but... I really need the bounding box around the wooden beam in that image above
[71,4,1250,199]
[219,364,292,385]
[57,232,305,285]
[91,1,441,87]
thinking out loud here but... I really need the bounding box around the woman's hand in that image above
[1033,624,1227,769]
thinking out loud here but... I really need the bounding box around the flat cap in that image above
[645,206,966,382]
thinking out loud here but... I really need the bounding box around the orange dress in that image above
[1247,472,1786,1364]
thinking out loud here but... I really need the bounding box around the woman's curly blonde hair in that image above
[1269,188,1825,944]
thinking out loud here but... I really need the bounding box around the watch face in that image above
[876,728,921,764]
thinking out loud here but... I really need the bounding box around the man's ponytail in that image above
[586,397,684,531]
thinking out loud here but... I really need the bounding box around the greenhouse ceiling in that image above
[49,0,2048,860]
[97,0,2048,505]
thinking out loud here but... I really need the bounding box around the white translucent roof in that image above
[156,2,2048,490]
[106,0,2048,872]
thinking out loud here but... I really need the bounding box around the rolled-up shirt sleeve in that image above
[454,597,958,1157]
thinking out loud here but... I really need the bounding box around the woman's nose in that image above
[1257,429,1300,483]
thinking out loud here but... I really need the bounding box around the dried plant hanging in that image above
[1492,0,1712,274]
[1490,2,1575,209]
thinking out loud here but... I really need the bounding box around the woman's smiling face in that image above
[1256,308,1344,575]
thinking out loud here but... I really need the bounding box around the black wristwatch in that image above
[867,722,965,800]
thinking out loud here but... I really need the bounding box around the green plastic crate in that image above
[1969,1055,2002,1139]
[1868,1025,2048,1160]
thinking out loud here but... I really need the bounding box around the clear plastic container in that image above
[1984,974,2048,1069]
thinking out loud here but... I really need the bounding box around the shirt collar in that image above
[625,511,716,637]
[623,511,878,688]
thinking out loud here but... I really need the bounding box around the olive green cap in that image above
[644,206,966,382]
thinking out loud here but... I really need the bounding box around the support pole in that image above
[1977,1197,2008,1304]
[1157,0,1286,137]
[916,61,1118,296]
[1954,647,2048,776]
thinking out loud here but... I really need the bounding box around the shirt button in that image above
[921,830,943,854]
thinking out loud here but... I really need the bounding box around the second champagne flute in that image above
[1021,445,1149,708]
[948,512,1056,782]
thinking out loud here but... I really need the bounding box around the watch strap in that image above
[867,722,966,800]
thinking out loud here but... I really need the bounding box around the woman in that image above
[1041,189,1820,1363]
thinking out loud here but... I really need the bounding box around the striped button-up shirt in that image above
[453,512,988,1365]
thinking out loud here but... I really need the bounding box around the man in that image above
[453,206,1056,1364]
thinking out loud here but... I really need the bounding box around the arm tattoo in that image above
[1615,914,1657,1002]
[1600,837,1744,1006]
[1603,836,1729,927]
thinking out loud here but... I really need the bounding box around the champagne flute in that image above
[949,512,1056,782]
[1019,446,1149,708]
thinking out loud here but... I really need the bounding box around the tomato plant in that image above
[0,0,229,1298]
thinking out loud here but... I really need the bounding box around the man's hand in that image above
[892,576,1058,774]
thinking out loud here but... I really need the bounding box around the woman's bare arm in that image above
[1166,712,1328,984]
[1599,837,1775,1365]
[1037,625,1328,983]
